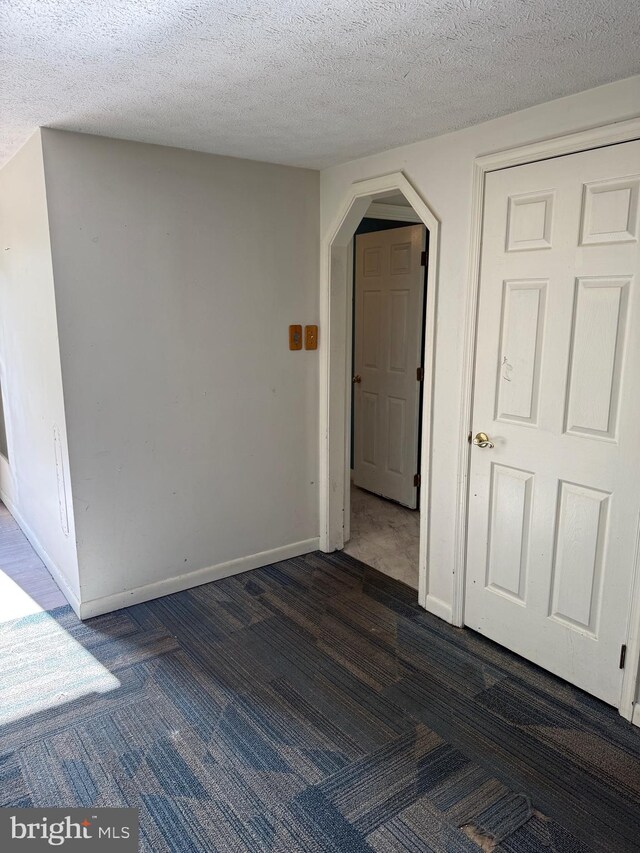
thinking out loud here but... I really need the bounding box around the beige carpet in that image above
[344,483,419,590]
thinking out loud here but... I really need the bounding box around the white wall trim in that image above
[456,115,640,717]
[2,487,321,624]
[319,171,440,617]
[79,537,320,619]
[620,513,640,722]
[425,594,453,624]
[473,116,640,173]
[343,238,354,546]
[0,488,82,617]
[453,158,485,629]
[366,202,422,222]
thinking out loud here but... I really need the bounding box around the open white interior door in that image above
[353,224,426,509]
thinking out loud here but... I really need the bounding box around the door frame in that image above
[457,116,640,720]
[319,173,440,612]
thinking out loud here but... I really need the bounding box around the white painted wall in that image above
[0,131,80,604]
[40,130,319,614]
[320,75,640,618]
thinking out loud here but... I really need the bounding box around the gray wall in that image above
[41,129,320,611]
[0,131,80,601]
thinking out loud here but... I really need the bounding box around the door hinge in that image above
[416,366,424,381]
[620,644,627,669]
[414,473,421,487]
[420,250,427,267]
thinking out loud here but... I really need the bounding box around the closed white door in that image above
[353,224,426,508]
[465,140,640,706]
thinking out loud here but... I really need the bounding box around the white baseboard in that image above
[0,490,82,618]
[632,703,640,728]
[424,593,453,624]
[0,498,319,621]
[79,537,320,619]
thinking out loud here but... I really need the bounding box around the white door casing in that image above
[465,140,640,706]
[353,225,426,509]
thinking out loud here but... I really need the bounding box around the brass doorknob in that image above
[473,432,494,448]
[353,375,362,384]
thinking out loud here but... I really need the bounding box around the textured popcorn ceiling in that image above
[2,0,639,169]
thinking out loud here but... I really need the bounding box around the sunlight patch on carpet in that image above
[0,606,120,725]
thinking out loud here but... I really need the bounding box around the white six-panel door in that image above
[465,141,640,706]
[353,225,426,508]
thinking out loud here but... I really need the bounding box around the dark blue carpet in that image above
[2,551,639,851]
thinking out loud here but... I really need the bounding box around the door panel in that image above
[465,140,640,706]
[353,224,426,508]
[486,463,533,603]
[549,480,609,636]
[496,280,546,424]
[564,276,629,439]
